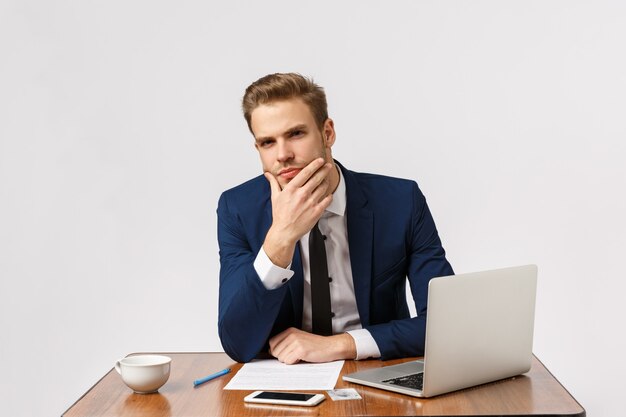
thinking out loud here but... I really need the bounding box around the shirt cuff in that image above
[253,247,295,290]
[346,329,381,360]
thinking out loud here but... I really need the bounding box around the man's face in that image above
[251,98,335,189]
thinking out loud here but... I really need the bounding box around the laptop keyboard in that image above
[382,373,424,390]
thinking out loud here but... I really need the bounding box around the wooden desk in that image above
[63,353,585,417]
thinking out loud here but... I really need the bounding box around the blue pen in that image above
[193,368,231,387]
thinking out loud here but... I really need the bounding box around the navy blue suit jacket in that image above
[217,161,453,363]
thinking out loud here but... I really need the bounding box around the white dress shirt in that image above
[253,169,381,360]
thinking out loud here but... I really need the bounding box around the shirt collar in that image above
[324,165,346,217]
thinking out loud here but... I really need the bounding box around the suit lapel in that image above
[338,162,374,327]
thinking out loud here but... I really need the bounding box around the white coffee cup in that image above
[115,355,171,394]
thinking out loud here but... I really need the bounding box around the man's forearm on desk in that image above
[218,246,289,363]
[269,328,357,364]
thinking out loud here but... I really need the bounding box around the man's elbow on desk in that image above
[218,327,261,363]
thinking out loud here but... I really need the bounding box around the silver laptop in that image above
[343,265,537,398]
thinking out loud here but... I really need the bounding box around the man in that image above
[217,73,453,364]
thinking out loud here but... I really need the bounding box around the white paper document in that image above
[224,359,345,390]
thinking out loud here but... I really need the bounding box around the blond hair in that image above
[242,73,328,133]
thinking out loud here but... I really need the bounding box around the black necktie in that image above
[309,222,333,336]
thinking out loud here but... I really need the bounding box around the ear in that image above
[323,118,336,148]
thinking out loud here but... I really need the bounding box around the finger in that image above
[264,172,281,195]
[268,327,295,354]
[309,177,331,204]
[299,194,332,233]
[308,191,333,213]
[285,158,326,189]
[282,349,301,365]
[315,194,333,213]
[268,330,286,352]
[275,337,304,365]
[270,335,291,360]
[300,163,332,194]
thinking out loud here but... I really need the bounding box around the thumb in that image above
[264,172,281,196]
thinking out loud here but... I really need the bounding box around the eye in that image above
[290,130,304,138]
[259,139,274,148]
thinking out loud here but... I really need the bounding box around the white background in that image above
[1,1,624,416]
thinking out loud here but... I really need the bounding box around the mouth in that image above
[277,167,303,180]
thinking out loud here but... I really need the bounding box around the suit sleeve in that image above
[365,182,454,359]
[216,192,289,362]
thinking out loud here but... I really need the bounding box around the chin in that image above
[277,178,290,189]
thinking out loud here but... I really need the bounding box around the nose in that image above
[276,139,294,163]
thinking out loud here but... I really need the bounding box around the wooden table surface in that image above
[63,352,585,417]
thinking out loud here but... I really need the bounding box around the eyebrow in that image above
[255,124,308,144]
[285,124,308,136]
